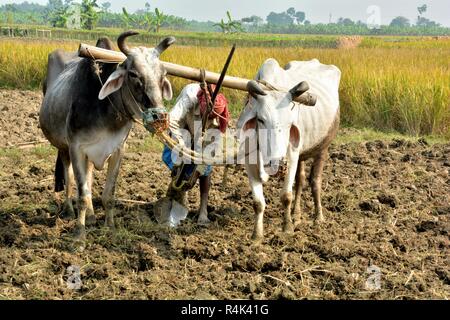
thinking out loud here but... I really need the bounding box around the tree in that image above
[163,15,188,30]
[286,7,296,17]
[6,11,14,24]
[3,4,15,24]
[241,15,263,30]
[48,0,73,28]
[284,7,306,25]
[121,7,135,28]
[214,11,243,33]
[295,11,306,24]
[135,7,154,32]
[267,11,293,26]
[241,15,263,25]
[415,4,439,27]
[101,2,111,13]
[81,0,99,30]
[390,16,410,28]
[153,8,167,33]
[337,17,355,26]
[417,16,440,27]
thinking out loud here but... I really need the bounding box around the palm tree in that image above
[153,8,166,33]
[121,7,136,29]
[214,18,228,33]
[214,11,243,33]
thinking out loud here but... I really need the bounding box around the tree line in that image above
[0,1,448,36]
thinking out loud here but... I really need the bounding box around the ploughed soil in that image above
[0,89,449,300]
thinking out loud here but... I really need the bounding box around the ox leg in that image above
[311,151,327,223]
[246,164,266,241]
[85,161,96,226]
[102,147,124,229]
[198,175,211,225]
[281,154,299,233]
[59,150,76,220]
[292,161,306,225]
[70,149,91,241]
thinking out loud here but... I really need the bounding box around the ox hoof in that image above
[314,215,325,225]
[197,216,211,226]
[73,224,86,241]
[283,222,294,234]
[60,207,75,220]
[72,227,86,252]
[251,231,263,243]
[86,214,97,226]
[293,219,302,228]
[105,220,116,230]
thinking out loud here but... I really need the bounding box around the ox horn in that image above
[290,81,310,98]
[155,37,176,56]
[247,80,267,98]
[118,31,140,55]
[290,81,317,106]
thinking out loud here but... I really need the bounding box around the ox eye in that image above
[128,71,139,78]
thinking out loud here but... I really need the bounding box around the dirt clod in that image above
[0,90,449,299]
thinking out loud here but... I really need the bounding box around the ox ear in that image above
[290,125,300,149]
[237,103,257,131]
[243,117,257,131]
[162,77,173,101]
[98,68,127,100]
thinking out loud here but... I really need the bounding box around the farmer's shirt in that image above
[169,83,222,152]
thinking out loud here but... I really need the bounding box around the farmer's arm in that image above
[169,83,200,147]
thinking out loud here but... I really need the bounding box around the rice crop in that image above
[0,38,448,136]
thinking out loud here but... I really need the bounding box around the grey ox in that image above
[40,31,174,241]
[238,58,341,240]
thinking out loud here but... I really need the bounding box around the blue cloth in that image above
[162,145,212,178]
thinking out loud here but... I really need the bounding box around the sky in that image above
[1,0,449,26]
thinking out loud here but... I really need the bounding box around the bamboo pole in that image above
[78,43,317,105]
[78,43,253,92]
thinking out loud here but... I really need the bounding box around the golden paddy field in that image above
[0,38,448,136]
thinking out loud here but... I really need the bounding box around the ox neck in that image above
[102,83,141,124]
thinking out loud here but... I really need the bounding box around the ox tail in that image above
[54,151,65,193]
[42,76,48,96]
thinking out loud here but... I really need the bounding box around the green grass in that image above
[360,36,450,49]
[1,24,341,48]
[31,145,56,158]
[128,135,164,154]
[0,147,23,165]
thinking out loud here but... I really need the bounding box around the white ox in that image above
[237,58,341,240]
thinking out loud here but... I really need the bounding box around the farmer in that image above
[162,82,230,225]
